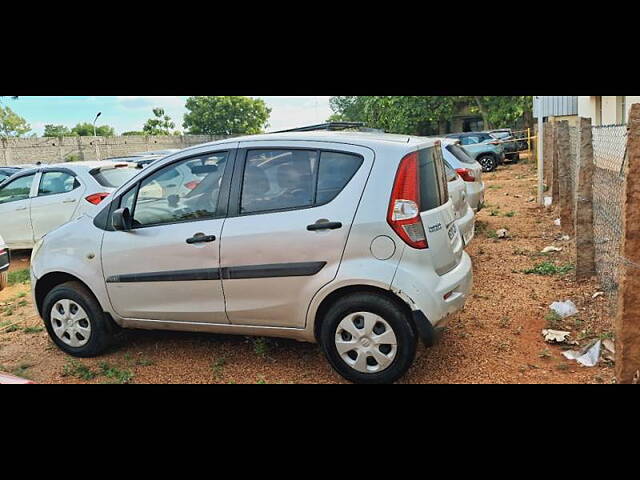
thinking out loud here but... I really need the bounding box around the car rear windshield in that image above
[446,144,477,165]
[91,167,139,188]
[418,146,449,211]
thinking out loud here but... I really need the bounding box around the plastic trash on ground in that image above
[550,300,578,318]
[544,196,553,207]
[542,246,563,253]
[554,218,561,226]
[562,340,602,367]
[542,329,571,343]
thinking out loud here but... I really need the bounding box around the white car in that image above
[30,127,473,384]
[0,234,8,291]
[0,161,140,250]
[445,165,475,247]
[438,138,485,212]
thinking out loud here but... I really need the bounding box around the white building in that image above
[577,96,640,125]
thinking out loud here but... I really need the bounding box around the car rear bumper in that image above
[465,182,485,212]
[393,250,473,339]
[456,204,475,247]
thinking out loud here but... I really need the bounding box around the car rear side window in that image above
[418,147,448,211]
[38,171,79,196]
[240,149,363,215]
[316,151,363,205]
[92,168,139,188]
[446,144,477,165]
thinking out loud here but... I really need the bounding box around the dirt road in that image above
[0,158,615,384]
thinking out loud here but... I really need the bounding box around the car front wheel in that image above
[319,292,417,384]
[478,154,498,172]
[42,281,113,357]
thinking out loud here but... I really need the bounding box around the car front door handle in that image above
[186,233,216,244]
[307,221,343,231]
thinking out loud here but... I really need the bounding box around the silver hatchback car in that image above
[30,130,473,383]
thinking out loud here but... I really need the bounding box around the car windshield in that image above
[92,167,139,188]
[446,144,477,165]
[492,132,511,139]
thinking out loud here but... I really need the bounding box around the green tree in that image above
[70,122,115,137]
[142,107,176,136]
[43,124,72,137]
[467,96,534,130]
[183,96,271,135]
[0,106,31,138]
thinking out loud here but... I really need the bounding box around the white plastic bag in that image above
[549,300,578,318]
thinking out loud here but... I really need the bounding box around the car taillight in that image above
[85,193,110,205]
[489,141,501,145]
[455,168,476,182]
[387,152,428,249]
[184,181,200,190]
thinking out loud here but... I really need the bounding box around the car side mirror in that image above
[112,207,133,232]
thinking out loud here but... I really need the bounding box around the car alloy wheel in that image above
[334,312,398,373]
[50,299,92,348]
[479,156,496,172]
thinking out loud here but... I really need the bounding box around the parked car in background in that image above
[0,167,21,184]
[488,129,520,162]
[30,127,473,384]
[0,234,8,291]
[436,138,485,212]
[445,132,505,172]
[0,161,140,250]
[445,165,475,247]
[489,128,529,152]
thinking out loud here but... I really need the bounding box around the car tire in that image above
[319,292,417,384]
[0,271,7,291]
[478,154,498,172]
[42,281,113,357]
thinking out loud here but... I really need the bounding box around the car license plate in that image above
[448,223,458,241]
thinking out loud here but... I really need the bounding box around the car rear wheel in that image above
[0,271,7,291]
[478,154,498,172]
[319,292,417,384]
[42,281,113,357]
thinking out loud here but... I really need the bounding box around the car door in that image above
[220,142,374,328]
[30,169,86,241]
[100,148,235,323]
[0,172,38,248]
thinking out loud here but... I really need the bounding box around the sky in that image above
[2,96,334,136]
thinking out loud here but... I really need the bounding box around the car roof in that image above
[175,131,441,155]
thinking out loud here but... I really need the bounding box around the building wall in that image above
[0,134,232,166]
[578,96,640,125]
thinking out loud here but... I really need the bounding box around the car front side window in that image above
[128,152,228,228]
[0,174,36,205]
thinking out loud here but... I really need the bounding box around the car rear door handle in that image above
[63,199,76,204]
[307,221,343,231]
[186,233,216,244]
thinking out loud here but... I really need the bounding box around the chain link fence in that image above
[591,125,627,313]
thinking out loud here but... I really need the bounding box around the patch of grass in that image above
[11,363,33,379]
[504,211,516,217]
[8,269,30,286]
[2,307,14,317]
[23,326,44,334]
[499,317,511,328]
[17,300,28,307]
[98,362,134,384]
[489,209,500,217]
[62,360,98,380]
[253,337,270,357]
[211,357,226,378]
[486,229,498,239]
[524,262,574,276]
[0,319,20,332]
[545,311,564,329]
[488,184,503,190]
[136,357,154,367]
[538,349,552,359]
[598,331,614,341]
[556,363,570,372]
[256,377,267,384]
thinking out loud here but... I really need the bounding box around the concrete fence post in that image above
[556,121,574,236]
[575,117,595,280]
[552,122,560,205]
[615,104,640,384]
[543,123,553,193]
